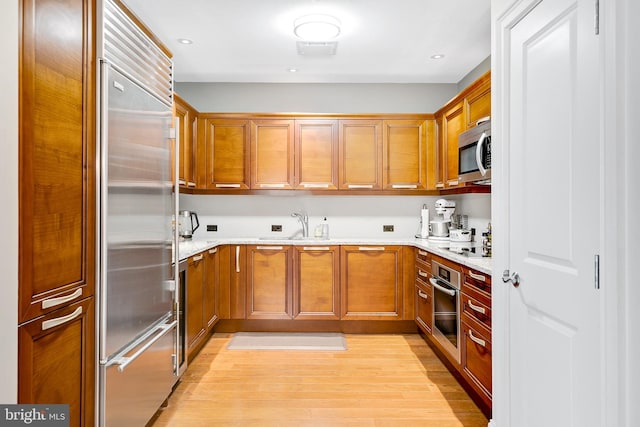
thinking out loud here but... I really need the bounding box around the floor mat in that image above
[226,332,347,351]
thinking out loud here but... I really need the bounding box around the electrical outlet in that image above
[271,225,282,232]
[206,225,217,232]
[383,225,394,232]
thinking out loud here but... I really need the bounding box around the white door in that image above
[501,0,603,425]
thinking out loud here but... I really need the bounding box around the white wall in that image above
[1,0,19,404]
[180,193,491,242]
[457,55,491,92]
[174,82,458,113]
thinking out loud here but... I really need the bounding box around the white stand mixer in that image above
[428,199,455,241]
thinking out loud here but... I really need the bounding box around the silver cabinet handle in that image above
[418,270,428,278]
[192,254,203,262]
[42,288,83,309]
[256,246,283,250]
[259,183,286,188]
[417,289,429,300]
[417,250,428,256]
[468,270,486,282]
[435,183,445,189]
[209,248,217,254]
[235,245,240,273]
[187,182,196,187]
[302,183,329,188]
[429,278,456,297]
[178,179,186,185]
[42,307,83,331]
[447,180,459,186]
[215,183,241,188]
[467,299,486,315]
[476,131,488,177]
[303,247,330,251]
[468,330,486,348]
[358,246,385,251]
[391,184,418,189]
[347,184,373,189]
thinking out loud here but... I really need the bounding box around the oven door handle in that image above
[429,278,456,297]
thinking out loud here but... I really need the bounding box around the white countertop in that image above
[179,237,492,275]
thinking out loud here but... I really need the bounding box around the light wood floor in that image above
[150,333,489,427]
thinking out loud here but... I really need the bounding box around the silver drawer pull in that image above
[391,184,418,189]
[303,247,330,251]
[187,182,196,187]
[302,183,329,188]
[257,246,283,250]
[418,270,428,278]
[42,307,83,331]
[347,184,373,189]
[417,250,428,256]
[467,300,486,315]
[178,179,186,185]
[417,290,429,300]
[468,330,486,348]
[447,180,459,186]
[435,182,445,189]
[215,183,241,188]
[42,288,83,309]
[468,270,487,282]
[259,183,286,188]
[192,254,204,262]
[209,248,218,254]
[358,247,385,251]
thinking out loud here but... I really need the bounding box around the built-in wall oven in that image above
[429,260,461,363]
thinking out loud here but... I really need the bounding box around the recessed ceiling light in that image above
[431,54,445,59]
[177,38,193,45]
[288,68,298,73]
[293,14,341,41]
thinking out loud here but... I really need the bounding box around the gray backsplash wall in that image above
[180,194,491,241]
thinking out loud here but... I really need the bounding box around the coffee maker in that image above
[178,210,199,239]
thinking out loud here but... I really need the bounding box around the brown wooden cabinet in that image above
[174,94,197,189]
[382,120,428,190]
[250,119,295,189]
[217,245,247,319]
[442,102,465,188]
[414,249,433,334]
[465,76,491,129]
[293,245,340,320]
[340,245,403,320]
[338,119,383,190]
[294,119,339,190]
[202,118,251,190]
[186,252,206,354]
[19,0,96,422]
[246,245,293,319]
[204,247,219,329]
[18,298,95,427]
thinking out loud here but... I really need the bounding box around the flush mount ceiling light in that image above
[293,14,341,41]
[430,54,445,59]
[177,38,193,45]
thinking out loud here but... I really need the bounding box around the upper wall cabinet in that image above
[201,118,251,190]
[294,119,339,190]
[464,75,491,129]
[338,120,383,190]
[174,94,197,189]
[382,120,428,190]
[250,119,295,190]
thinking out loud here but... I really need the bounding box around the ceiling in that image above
[122,0,491,84]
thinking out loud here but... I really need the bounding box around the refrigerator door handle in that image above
[107,320,177,372]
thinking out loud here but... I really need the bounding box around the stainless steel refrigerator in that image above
[98,1,180,426]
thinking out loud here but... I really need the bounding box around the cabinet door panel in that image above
[295,120,338,190]
[247,246,292,319]
[174,95,196,188]
[204,119,250,189]
[250,120,294,189]
[338,120,383,190]
[461,317,492,402]
[19,0,95,323]
[382,120,427,190]
[443,103,465,187]
[294,246,340,319]
[187,253,205,351]
[18,298,95,427]
[415,280,433,334]
[340,246,402,319]
[204,247,219,329]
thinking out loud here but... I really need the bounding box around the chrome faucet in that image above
[291,211,309,238]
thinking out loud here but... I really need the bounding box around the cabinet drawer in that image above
[415,281,432,334]
[415,248,431,267]
[461,291,491,329]
[463,267,491,297]
[461,316,492,399]
[415,264,430,284]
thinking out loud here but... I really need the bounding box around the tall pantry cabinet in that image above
[18,0,96,426]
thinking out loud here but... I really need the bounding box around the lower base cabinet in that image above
[246,245,293,319]
[415,281,433,334]
[186,252,206,355]
[18,297,95,427]
[461,315,492,408]
[293,245,340,320]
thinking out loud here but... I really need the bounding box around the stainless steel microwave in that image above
[458,118,491,184]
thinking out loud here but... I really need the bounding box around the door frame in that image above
[491,0,633,425]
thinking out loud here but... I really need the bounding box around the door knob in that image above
[502,269,520,287]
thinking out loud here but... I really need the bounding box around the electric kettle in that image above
[178,210,199,239]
